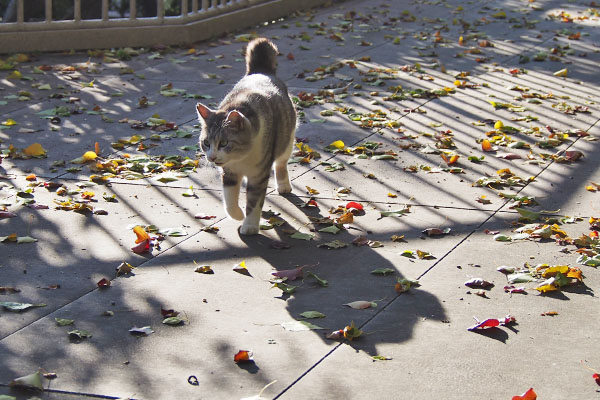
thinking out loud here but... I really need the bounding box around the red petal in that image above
[131,239,151,254]
[234,350,253,363]
[97,278,111,288]
[345,201,363,211]
[468,318,500,331]
[512,388,537,400]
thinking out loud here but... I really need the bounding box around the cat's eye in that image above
[202,139,210,148]
[218,139,228,148]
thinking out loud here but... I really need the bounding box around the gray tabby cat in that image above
[196,38,296,235]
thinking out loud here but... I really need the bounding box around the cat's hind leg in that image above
[222,171,244,220]
[240,173,269,235]
[274,152,292,194]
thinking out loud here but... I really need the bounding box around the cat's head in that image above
[196,103,251,167]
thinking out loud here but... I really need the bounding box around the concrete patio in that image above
[1,0,599,398]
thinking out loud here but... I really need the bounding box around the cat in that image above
[196,38,296,235]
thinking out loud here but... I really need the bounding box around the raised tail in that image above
[245,38,279,75]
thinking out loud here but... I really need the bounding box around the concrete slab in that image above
[0,180,224,338]
[278,214,600,399]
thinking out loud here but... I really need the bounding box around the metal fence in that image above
[0,0,331,54]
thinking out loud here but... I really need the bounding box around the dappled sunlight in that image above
[1,0,599,398]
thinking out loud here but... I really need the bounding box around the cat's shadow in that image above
[238,192,448,356]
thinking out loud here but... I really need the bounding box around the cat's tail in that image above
[245,38,278,76]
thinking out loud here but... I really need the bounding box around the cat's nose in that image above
[207,154,217,162]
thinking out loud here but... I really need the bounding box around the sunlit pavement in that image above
[1,0,599,399]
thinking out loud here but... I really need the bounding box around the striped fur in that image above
[196,38,296,235]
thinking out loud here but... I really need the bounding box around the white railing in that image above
[0,0,331,53]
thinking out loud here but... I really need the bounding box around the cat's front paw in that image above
[227,206,245,221]
[239,223,260,236]
[277,181,292,194]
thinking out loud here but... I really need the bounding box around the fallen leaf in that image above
[512,388,537,400]
[468,315,515,331]
[422,227,450,236]
[306,271,328,287]
[233,260,252,277]
[97,278,111,288]
[281,320,325,331]
[290,231,314,241]
[0,301,46,312]
[344,301,377,309]
[371,268,395,276]
[55,318,75,326]
[194,265,214,274]
[116,261,134,276]
[271,267,303,281]
[234,350,254,363]
[23,143,47,157]
[318,240,347,249]
[464,278,494,288]
[162,316,184,325]
[68,329,92,340]
[129,326,154,336]
[395,278,419,293]
[300,311,326,319]
[8,370,44,391]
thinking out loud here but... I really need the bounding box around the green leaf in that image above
[371,268,395,276]
[554,272,569,287]
[507,272,537,284]
[516,207,540,221]
[162,316,184,325]
[272,282,297,294]
[68,329,92,339]
[372,355,392,361]
[281,321,325,331]
[577,254,600,267]
[55,318,75,326]
[318,240,347,249]
[290,232,314,241]
[300,311,326,319]
[493,234,512,242]
[158,227,188,237]
[318,225,341,234]
[8,370,43,391]
[0,302,46,312]
[401,250,416,258]
[306,271,328,287]
[380,208,410,218]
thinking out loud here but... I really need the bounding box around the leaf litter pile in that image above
[1,0,599,397]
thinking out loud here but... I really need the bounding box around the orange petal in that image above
[25,174,37,181]
[481,139,492,152]
[133,226,150,244]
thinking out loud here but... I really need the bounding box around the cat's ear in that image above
[196,103,214,121]
[225,110,248,130]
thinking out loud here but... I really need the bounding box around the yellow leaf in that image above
[553,68,568,77]
[541,265,569,278]
[494,120,504,129]
[387,193,397,198]
[23,143,46,157]
[337,212,354,225]
[567,267,583,281]
[83,151,98,161]
[305,186,320,195]
[1,118,17,126]
[536,284,558,293]
[7,70,22,80]
[328,140,345,150]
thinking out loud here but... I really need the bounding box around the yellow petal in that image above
[328,140,345,150]
[133,226,150,244]
[83,151,98,161]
